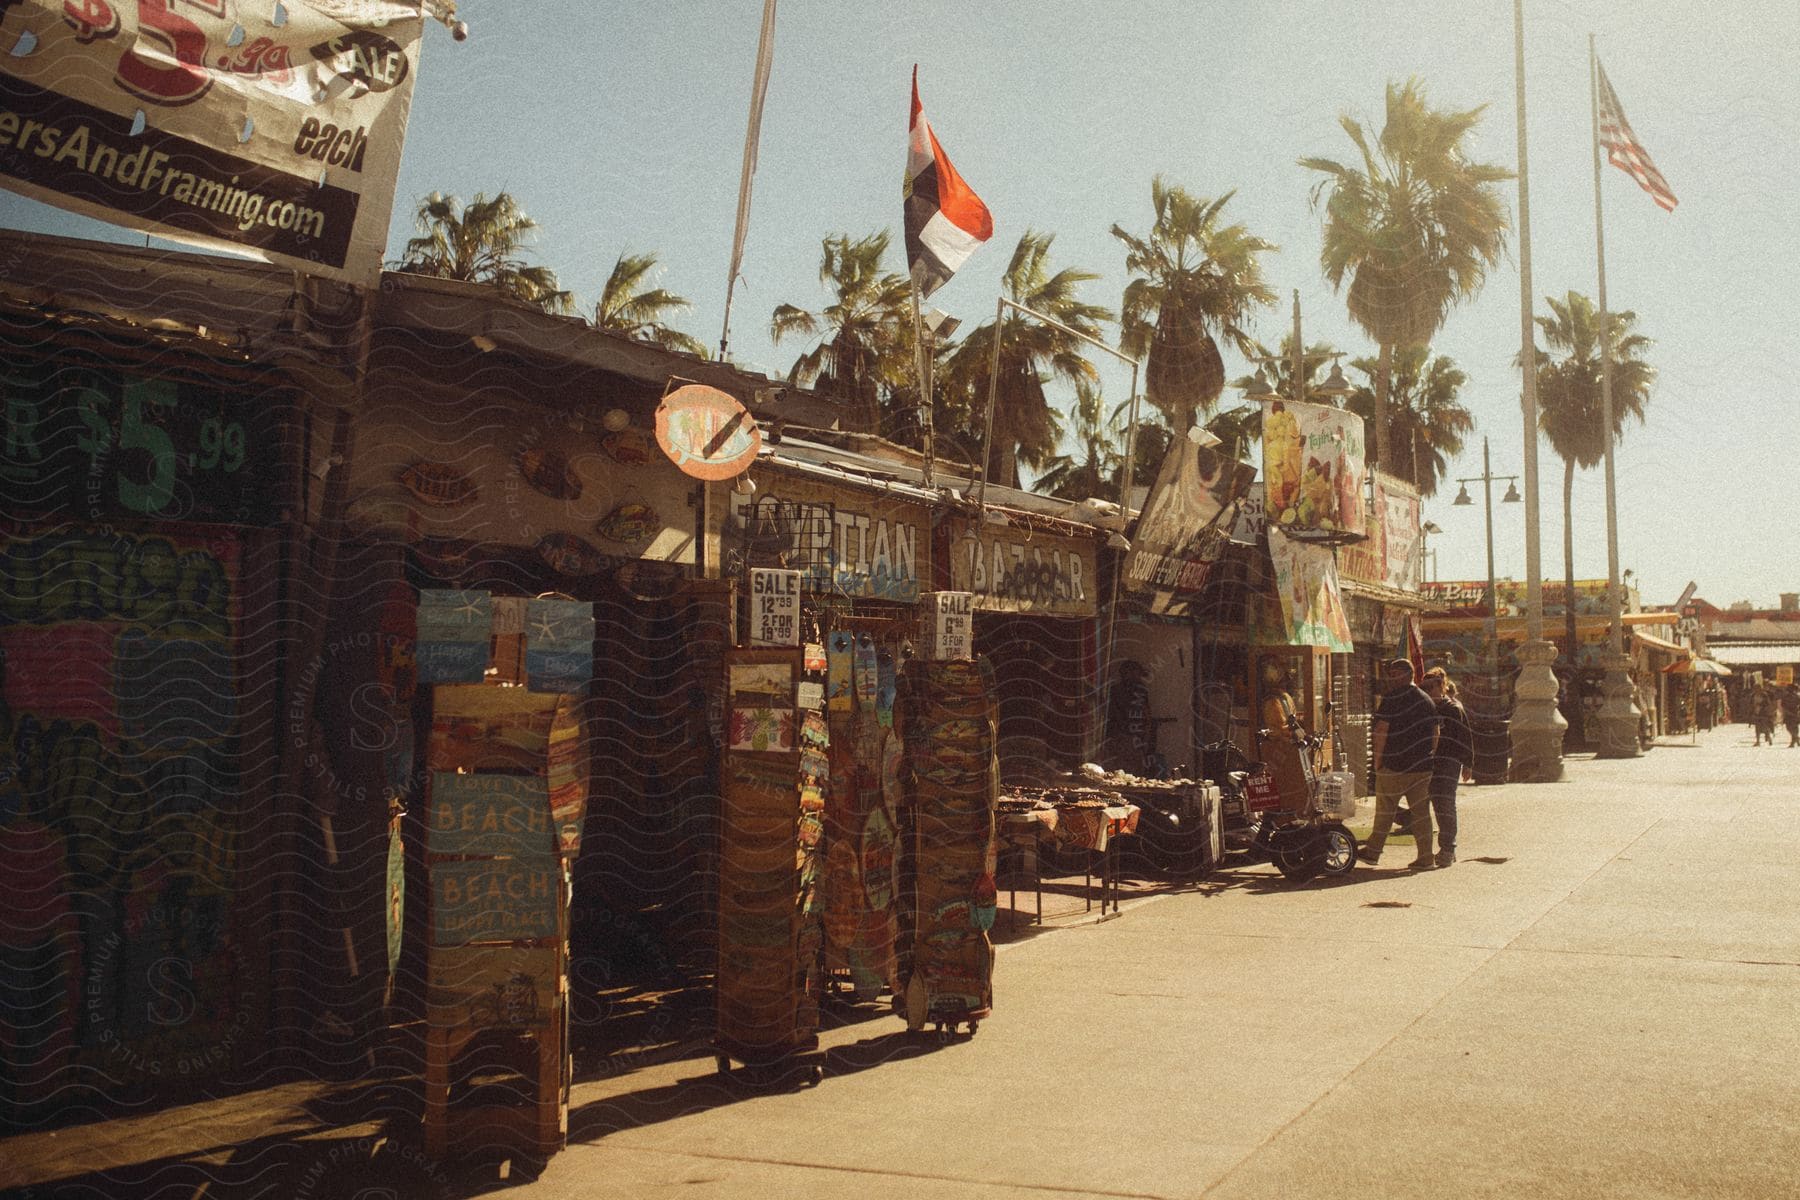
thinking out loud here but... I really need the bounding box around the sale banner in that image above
[0,0,425,283]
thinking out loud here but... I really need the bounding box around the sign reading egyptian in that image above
[1122,436,1256,615]
[1261,400,1366,541]
[729,474,925,602]
[0,1,424,283]
[947,519,1095,617]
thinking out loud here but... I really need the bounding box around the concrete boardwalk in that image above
[8,727,1798,1198]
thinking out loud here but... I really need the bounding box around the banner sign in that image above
[0,0,424,283]
[1266,526,1353,651]
[1261,400,1366,541]
[1339,472,1421,593]
[946,519,1095,617]
[1122,436,1257,614]
[1228,482,1266,545]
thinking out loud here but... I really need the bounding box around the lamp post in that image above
[1242,291,1355,407]
[1451,437,1521,687]
[1420,521,1443,583]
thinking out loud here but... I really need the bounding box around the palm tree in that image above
[1528,291,1654,669]
[945,230,1112,489]
[1035,381,1121,500]
[1300,79,1512,471]
[1344,344,1473,497]
[1202,403,1264,466]
[396,191,574,314]
[1111,179,1277,428]
[770,232,912,434]
[593,252,707,357]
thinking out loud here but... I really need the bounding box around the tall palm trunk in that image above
[1373,341,1393,472]
[1562,456,1581,740]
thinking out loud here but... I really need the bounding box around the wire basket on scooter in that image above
[1313,770,1358,821]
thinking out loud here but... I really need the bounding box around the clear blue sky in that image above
[7,2,1796,607]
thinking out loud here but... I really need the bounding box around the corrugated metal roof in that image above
[1708,642,1800,666]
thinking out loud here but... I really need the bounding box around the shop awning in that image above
[1664,658,1731,677]
[1340,578,1435,610]
[1707,642,1800,667]
[1633,630,1687,655]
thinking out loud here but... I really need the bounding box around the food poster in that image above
[821,636,903,1000]
[1266,527,1354,652]
[1261,400,1367,540]
[896,658,998,1026]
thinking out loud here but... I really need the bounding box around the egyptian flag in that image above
[905,66,993,299]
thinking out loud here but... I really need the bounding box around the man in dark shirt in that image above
[1359,658,1440,869]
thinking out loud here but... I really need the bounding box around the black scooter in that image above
[1206,724,1358,884]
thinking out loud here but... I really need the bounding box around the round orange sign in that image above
[654,384,762,481]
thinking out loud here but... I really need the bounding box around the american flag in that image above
[1597,63,1677,212]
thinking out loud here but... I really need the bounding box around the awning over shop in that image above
[1707,642,1800,667]
[1664,658,1731,677]
[1633,629,1688,655]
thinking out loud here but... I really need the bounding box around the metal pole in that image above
[1588,34,1640,758]
[910,281,936,489]
[974,294,1006,513]
[1484,436,1499,678]
[1509,0,1567,779]
[1291,290,1304,403]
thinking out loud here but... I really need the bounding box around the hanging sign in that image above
[1266,526,1353,651]
[1261,400,1366,542]
[428,773,553,859]
[749,568,801,647]
[431,855,560,946]
[655,384,761,481]
[416,590,491,684]
[1123,437,1256,615]
[921,592,973,662]
[0,1,424,284]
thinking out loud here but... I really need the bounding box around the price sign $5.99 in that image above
[74,376,247,515]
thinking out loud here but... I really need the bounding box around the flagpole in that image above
[1589,36,1642,757]
[911,281,936,488]
[1508,0,1567,781]
[719,0,778,360]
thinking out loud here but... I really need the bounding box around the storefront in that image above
[0,267,311,1115]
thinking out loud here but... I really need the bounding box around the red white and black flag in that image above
[905,66,993,299]
[1597,63,1678,212]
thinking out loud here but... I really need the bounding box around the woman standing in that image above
[1422,668,1473,869]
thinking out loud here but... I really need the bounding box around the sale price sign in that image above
[749,568,800,647]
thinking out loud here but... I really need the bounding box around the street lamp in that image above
[1451,437,1521,690]
[1420,520,1443,583]
[1240,291,1353,406]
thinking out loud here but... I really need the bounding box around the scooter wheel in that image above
[1318,823,1359,877]
[1270,829,1324,881]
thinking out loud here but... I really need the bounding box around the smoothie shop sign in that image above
[0,0,427,284]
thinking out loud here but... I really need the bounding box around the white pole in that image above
[1508,0,1568,780]
[1588,35,1642,758]
[911,281,936,488]
[719,0,778,360]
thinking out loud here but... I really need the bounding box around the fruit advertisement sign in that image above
[1261,400,1366,541]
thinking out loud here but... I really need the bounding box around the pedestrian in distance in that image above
[1358,659,1440,870]
[1422,668,1473,869]
[1781,683,1800,748]
[1751,685,1776,746]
